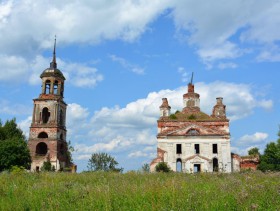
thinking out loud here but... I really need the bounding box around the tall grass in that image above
[0,171,279,210]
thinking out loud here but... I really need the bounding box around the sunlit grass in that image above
[0,171,279,210]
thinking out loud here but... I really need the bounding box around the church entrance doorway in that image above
[194,164,201,173]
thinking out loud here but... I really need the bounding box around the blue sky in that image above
[0,0,279,172]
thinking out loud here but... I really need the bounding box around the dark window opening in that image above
[213,144,218,154]
[213,158,218,172]
[45,80,51,94]
[194,164,201,173]
[36,142,48,155]
[176,144,182,154]
[54,80,58,94]
[176,158,182,172]
[194,144,200,154]
[38,132,48,138]
[42,107,50,124]
[36,166,40,172]
[60,134,63,140]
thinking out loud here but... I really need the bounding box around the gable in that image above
[163,124,223,136]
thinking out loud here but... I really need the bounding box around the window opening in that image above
[54,81,58,94]
[45,80,51,94]
[176,144,182,154]
[38,132,48,138]
[213,158,218,172]
[194,144,200,154]
[42,107,50,123]
[60,134,63,140]
[176,158,182,172]
[213,144,218,154]
[35,142,48,155]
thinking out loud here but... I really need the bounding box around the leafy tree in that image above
[141,163,150,173]
[155,162,172,172]
[258,129,280,171]
[66,140,75,164]
[87,152,123,172]
[0,119,31,171]
[248,147,260,156]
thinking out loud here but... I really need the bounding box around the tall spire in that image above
[50,35,57,69]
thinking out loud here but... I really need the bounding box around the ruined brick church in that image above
[150,76,232,173]
[28,39,70,171]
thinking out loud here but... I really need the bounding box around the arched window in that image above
[45,80,51,94]
[54,80,58,94]
[176,158,182,172]
[60,133,63,140]
[35,142,48,155]
[213,158,219,172]
[38,132,48,138]
[42,107,50,123]
[187,129,199,135]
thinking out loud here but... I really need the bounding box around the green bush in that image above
[169,114,177,119]
[155,162,171,172]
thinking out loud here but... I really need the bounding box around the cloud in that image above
[18,116,32,139]
[0,100,32,116]
[109,54,145,75]
[0,0,171,57]
[1,0,280,70]
[217,62,237,70]
[171,0,280,64]
[0,54,103,88]
[239,132,269,144]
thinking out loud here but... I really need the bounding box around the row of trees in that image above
[0,118,280,173]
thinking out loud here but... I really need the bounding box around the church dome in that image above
[40,67,65,80]
[40,37,65,80]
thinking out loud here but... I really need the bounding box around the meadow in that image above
[0,171,279,210]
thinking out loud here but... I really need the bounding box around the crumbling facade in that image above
[231,153,259,171]
[150,79,232,173]
[28,40,69,171]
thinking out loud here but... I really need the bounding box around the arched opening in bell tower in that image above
[35,142,48,155]
[42,107,50,123]
[54,80,58,94]
[38,132,48,138]
[45,80,51,94]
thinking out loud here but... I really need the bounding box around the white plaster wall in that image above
[157,137,232,173]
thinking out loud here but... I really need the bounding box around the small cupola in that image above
[182,73,200,113]
[160,98,171,117]
[40,37,65,97]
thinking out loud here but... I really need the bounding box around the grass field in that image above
[0,171,279,210]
